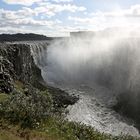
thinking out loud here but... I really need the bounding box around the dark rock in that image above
[0,43,45,89]
[0,56,14,93]
[47,86,79,108]
[114,90,140,131]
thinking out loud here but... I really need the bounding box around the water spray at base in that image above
[31,28,140,136]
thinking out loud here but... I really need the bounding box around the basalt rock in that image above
[0,43,45,90]
[0,56,14,93]
[47,86,79,108]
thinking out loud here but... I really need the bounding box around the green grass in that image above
[14,80,24,93]
[38,117,140,140]
[0,117,139,140]
[0,130,24,140]
[0,93,8,102]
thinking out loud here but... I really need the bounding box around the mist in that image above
[38,28,139,96]
[29,28,140,134]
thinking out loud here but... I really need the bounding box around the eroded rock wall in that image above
[0,43,45,92]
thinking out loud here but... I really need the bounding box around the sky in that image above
[0,0,140,36]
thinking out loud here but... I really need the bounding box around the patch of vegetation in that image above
[0,89,53,128]
[14,80,24,93]
[0,93,8,102]
[0,116,139,140]
[0,82,139,140]
[37,117,140,140]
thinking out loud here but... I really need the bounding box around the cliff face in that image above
[0,43,45,92]
[0,42,78,106]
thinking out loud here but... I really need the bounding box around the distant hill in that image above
[0,33,53,42]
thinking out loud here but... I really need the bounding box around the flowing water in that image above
[29,32,140,136]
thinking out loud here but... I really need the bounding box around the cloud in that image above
[68,4,140,31]
[9,18,55,27]
[0,7,71,36]
[0,8,36,21]
[68,16,95,24]
[90,4,140,17]
[37,2,86,17]
[0,26,49,36]
[3,0,86,17]
[3,0,42,6]
[3,0,74,6]
[0,0,87,36]
[0,8,59,29]
[52,0,73,3]
[1,0,140,36]
[68,15,140,31]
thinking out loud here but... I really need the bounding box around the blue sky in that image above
[0,0,140,36]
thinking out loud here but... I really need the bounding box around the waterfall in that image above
[29,31,140,136]
[29,36,140,97]
[30,42,48,68]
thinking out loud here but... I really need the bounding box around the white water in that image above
[64,85,139,136]
[30,30,140,136]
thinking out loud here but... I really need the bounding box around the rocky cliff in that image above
[0,42,78,107]
[0,43,45,93]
